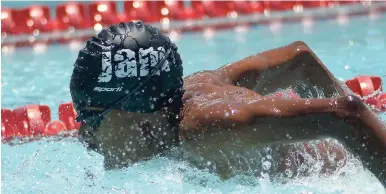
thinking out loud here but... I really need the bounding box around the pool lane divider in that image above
[2,2,386,48]
[1,102,81,144]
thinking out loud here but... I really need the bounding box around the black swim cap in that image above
[70,21,183,124]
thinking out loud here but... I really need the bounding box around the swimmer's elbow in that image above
[291,41,307,46]
[291,41,309,48]
[290,41,312,54]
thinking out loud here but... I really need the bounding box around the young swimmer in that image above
[70,21,386,185]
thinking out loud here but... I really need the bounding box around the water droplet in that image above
[344,64,350,69]
[285,169,293,177]
[262,160,272,170]
[286,133,292,139]
[305,99,311,105]
[224,112,230,117]
[273,107,280,113]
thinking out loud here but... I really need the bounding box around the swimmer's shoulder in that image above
[184,69,231,87]
[182,69,246,103]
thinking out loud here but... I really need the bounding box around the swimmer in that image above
[70,21,386,185]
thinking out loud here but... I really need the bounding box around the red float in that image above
[1,8,20,35]
[305,0,342,8]
[45,120,67,136]
[59,102,81,130]
[153,0,192,21]
[182,7,202,20]
[12,105,51,137]
[13,5,53,34]
[88,2,119,27]
[264,1,297,11]
[233,1,265,15]
[191,1,234,18]
[56,3,90,30]
[1,109,17,141]
[164,0,205,21]
[345,75,386,113]
[376,93,386,112]
[345,76,382,106]
[123,1,151,23]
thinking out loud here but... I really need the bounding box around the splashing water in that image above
[3,138,383,193]
[2,11,386,194]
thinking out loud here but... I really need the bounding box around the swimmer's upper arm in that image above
[217,41,310,82]
[216,41,341,89]
[182,97,338,130]
[215,41,344,97]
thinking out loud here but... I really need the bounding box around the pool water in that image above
[2,13,386,193]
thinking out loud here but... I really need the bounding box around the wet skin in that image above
[86,41,386,186]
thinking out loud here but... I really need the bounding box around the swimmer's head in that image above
[70,21,183,166]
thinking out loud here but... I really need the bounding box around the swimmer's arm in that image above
[248,97,337,117]
[252,96,386,187]
[219,41,336,85]
[185,96,386,186]
[247,96,386,186]
[338,105,386,187]
[185,97,339,133]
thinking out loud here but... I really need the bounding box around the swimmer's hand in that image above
[335,95,366,119]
